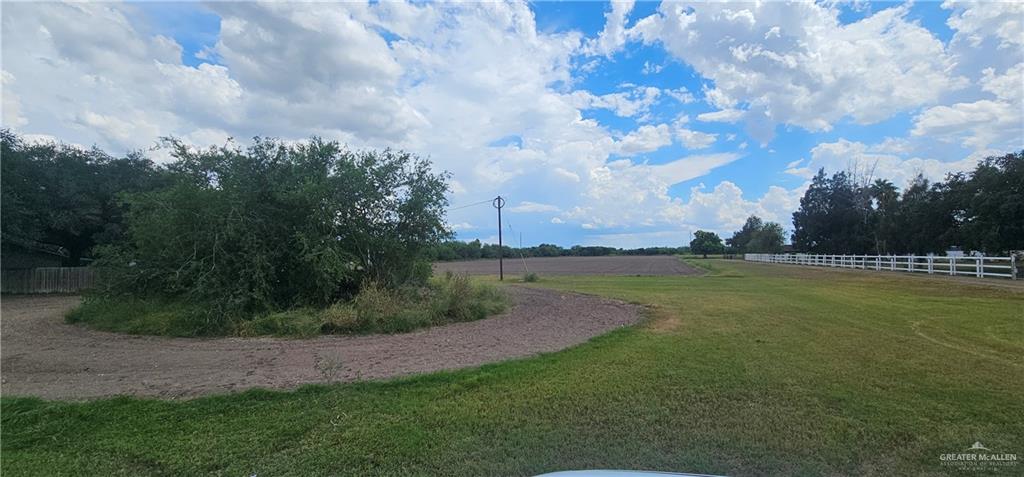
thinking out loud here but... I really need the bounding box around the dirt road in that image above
[434,255,701,276]
[0,287,641,400]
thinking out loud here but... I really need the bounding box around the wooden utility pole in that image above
[493,196,505,280]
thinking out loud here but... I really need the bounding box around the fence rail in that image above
[744,254,1018,280]
[1,267,98,294]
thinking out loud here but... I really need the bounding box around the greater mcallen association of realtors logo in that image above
[939,441,1018,471]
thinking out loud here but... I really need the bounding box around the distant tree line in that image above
[791,151,1023,255]
[429,240,690,261]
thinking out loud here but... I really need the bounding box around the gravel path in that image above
[434,255,702,276]
[0,287,641,400]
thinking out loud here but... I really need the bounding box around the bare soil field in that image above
[434,255,701,276]
[0,286,640,400]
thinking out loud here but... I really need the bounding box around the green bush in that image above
[522,272,539,282]
[97,137,451,317]
[69,273,507,337]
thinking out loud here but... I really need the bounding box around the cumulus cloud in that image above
[912,62,1023,154]
[667,181,806,235]
[584,1,635,57]
[614,124,672,156]
[569,85,662,118]
[790,139,984,189]
[7,0,1008,246]
[630,2,968,142]
[944,1,1024,49]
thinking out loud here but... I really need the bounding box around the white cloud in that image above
[631,2,967,142]
[944,1,1024,49]
[12,0,978,244]
[674,128,717,150]
[794,139,984,189]
[664,87,694,104]
[672,115,716,149]
[507,201,560,213]
[641,61,663,75]
[615,124,672,155]
[697,109,744,123]
[569,85,661,118]
[561,153,741,229]
[911,62,1024,154]
[666,181,806,235]
[584,0,635,57]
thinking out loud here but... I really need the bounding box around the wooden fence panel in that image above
[1,267,98,294]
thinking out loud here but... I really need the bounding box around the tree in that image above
[726,216,763,252]
[727,215,785,253]
[98,137,451,316]
[951,151,1024,254]
[791,151,1022,255]
[1,130,166,265]
[690,230,724,258]
[867,179,900,254]
[747,221,785,253]
[792,169,873,254]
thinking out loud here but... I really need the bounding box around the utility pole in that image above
[493,196,505,280]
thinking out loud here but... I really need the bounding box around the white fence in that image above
[744,254,1018,280]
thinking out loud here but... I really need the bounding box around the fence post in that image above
[976,257,982,278]
[927,256,933,275]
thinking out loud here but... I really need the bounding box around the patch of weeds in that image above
[69,273,507,338]
[522,272,539,283]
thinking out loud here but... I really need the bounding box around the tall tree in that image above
[690,230,724,258]
[792,169,831,253]
[951,152,1024,253]
[867,179,900,254]
[1,130,165,265]
[728,215,784,253]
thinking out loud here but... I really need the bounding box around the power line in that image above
[447,199,493,211]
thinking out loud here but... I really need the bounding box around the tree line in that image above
[429,240,690,261]
[791,151,1022,255]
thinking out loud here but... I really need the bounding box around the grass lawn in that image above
[3,260,1022,476]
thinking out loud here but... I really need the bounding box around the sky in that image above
[2,1,1022,248]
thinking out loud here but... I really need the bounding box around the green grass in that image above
[66,273,507,337]
[5,260,1023,476]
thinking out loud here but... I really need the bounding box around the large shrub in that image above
[97,137,451,317]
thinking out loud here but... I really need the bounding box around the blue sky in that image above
[2,1,1021,247]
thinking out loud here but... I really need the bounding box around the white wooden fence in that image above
[744,253,1019,280]
[1,267,99,294]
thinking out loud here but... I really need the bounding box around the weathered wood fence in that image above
[1,267,98,294]
[744,254,1019,280]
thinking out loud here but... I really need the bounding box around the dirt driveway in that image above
[0,286,641,400]
[434,255,701,276]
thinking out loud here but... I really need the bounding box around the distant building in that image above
[945,246,964,258]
